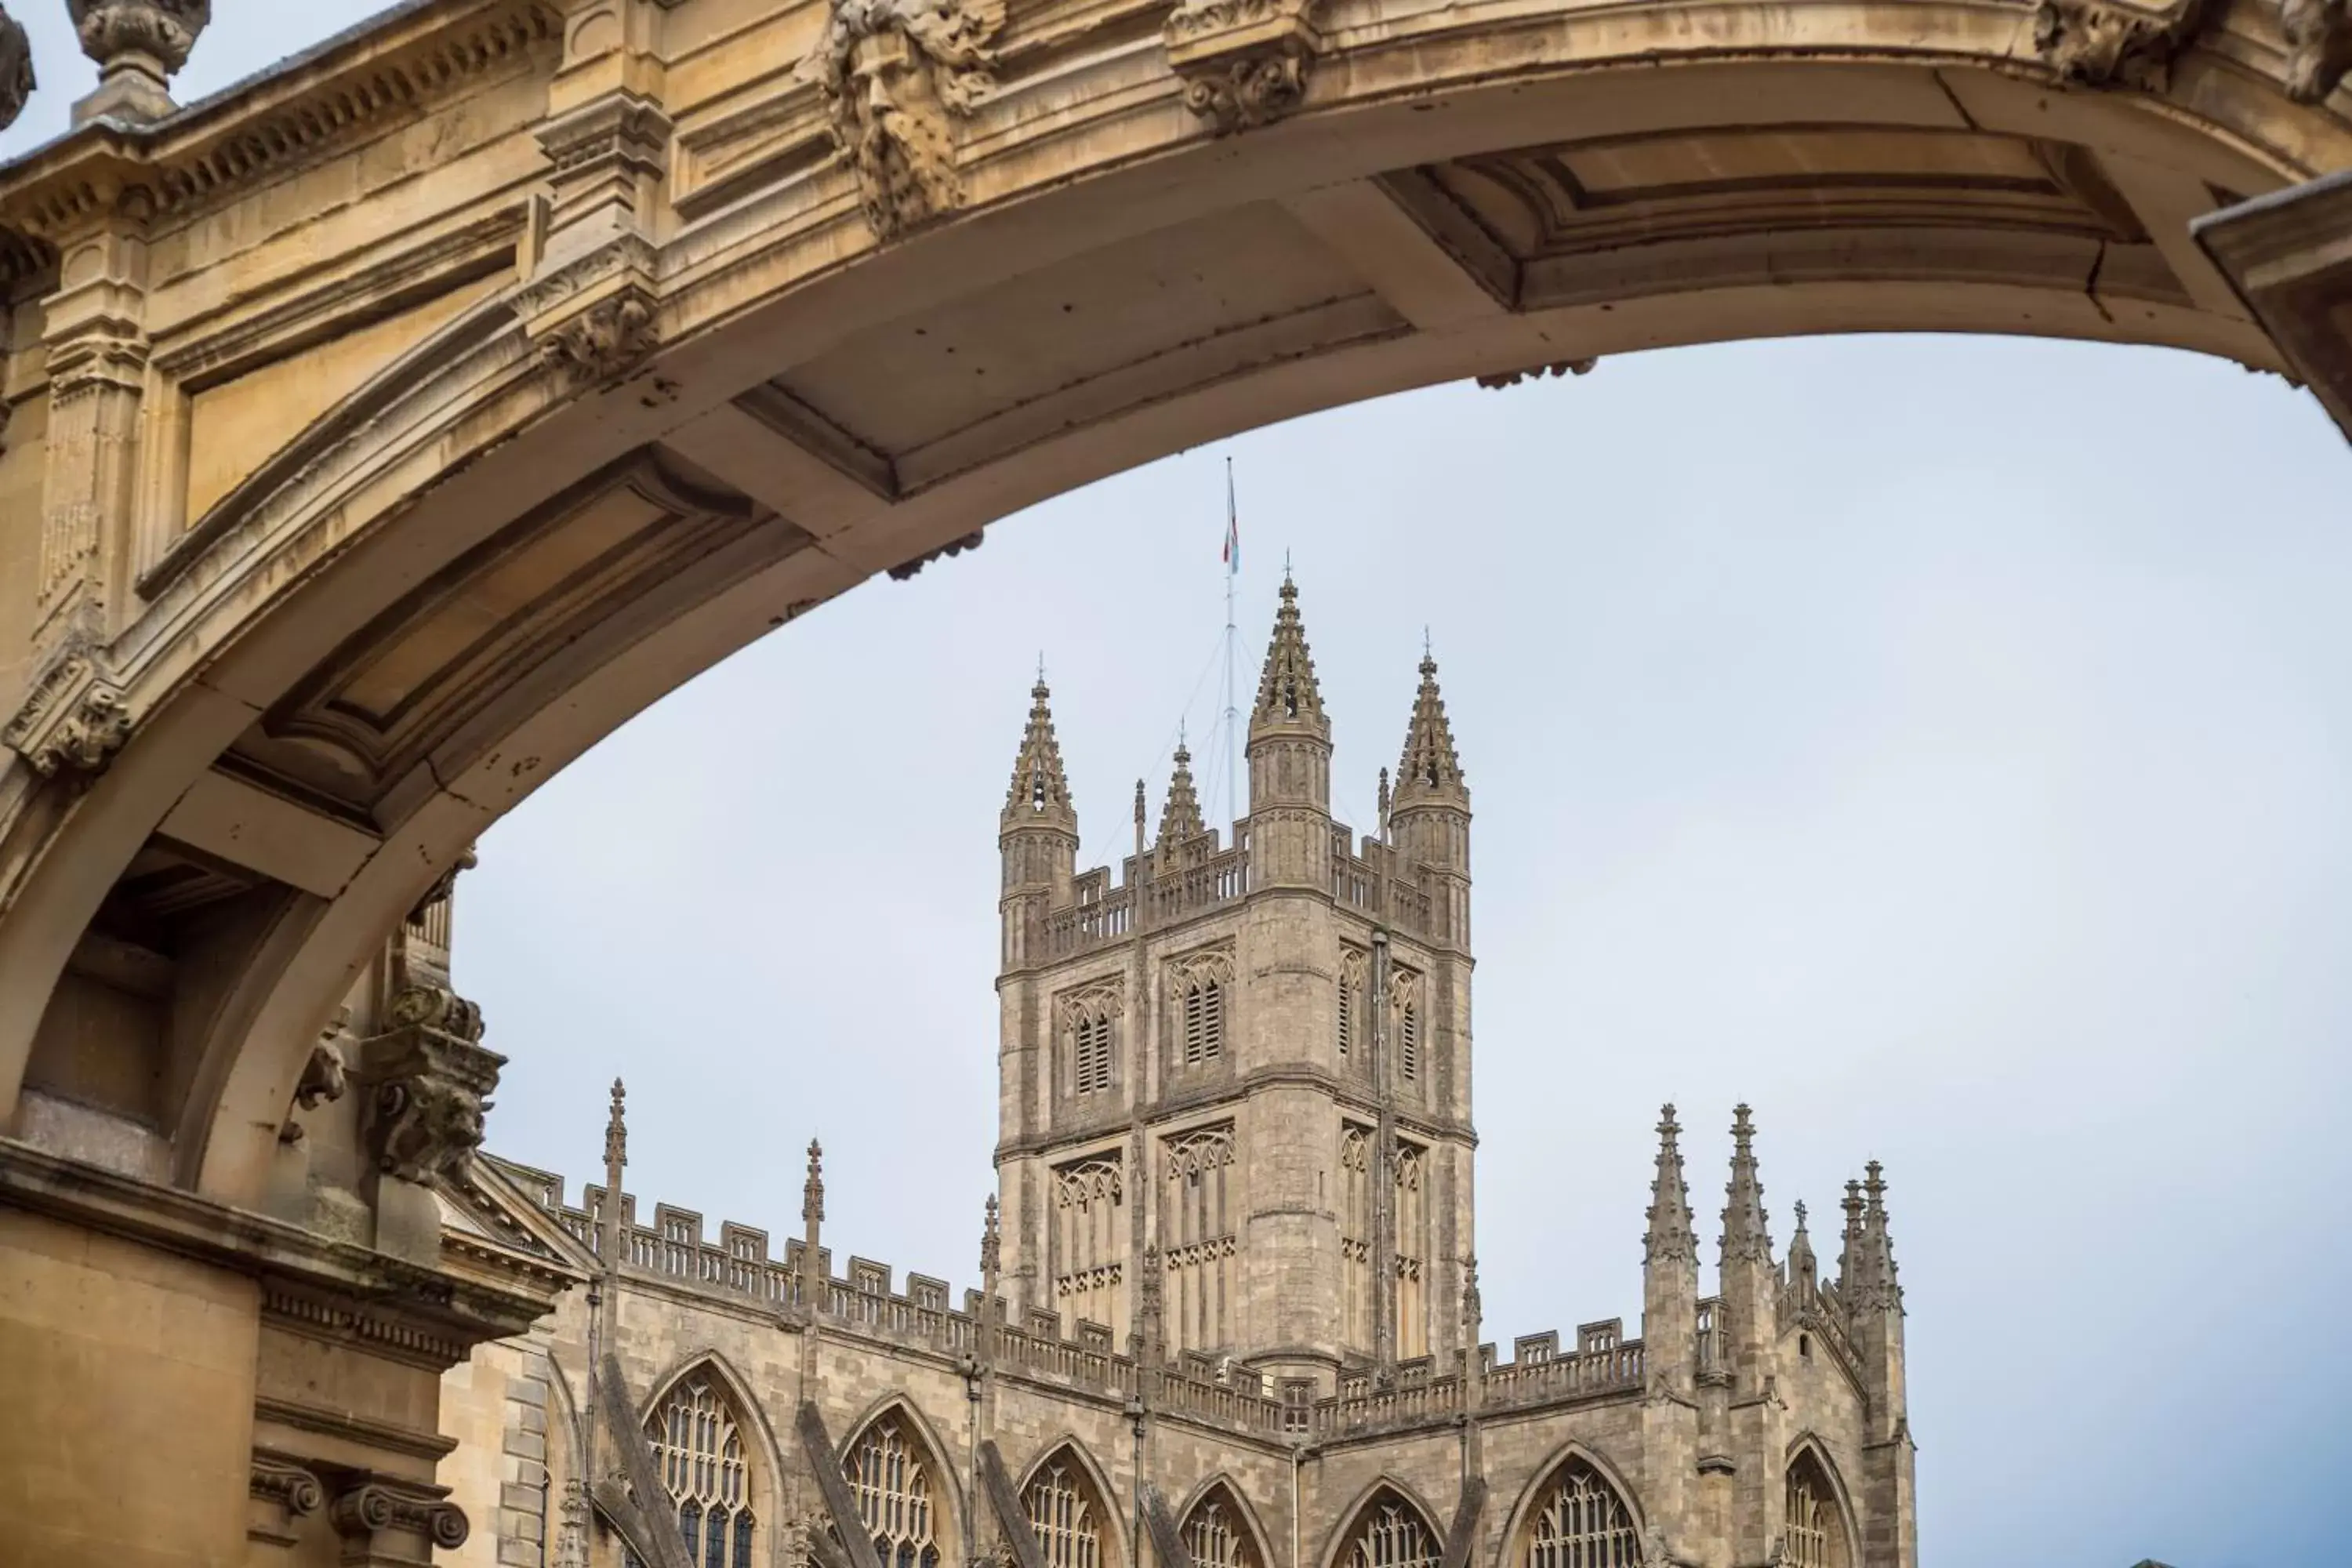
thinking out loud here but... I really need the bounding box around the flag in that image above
[1222,461,1240,575]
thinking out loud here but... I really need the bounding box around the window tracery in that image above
[1395,1140,1428,1359]
[1341,1492,1441,1568]
[1024,1455,1105,1568]
[1058,984,1123,1098]
[1390,970,1422,1084]
[846,1414,942,1568]
[1784,1453,1848,1568]
[1161,1126,1236,1352]
[1340,1123,1374,1348]
[1525,1460,1639,1568]
[643,1374,755,1568]
[1338,947,1367,1062]
[1182,1487,1260,1568]
[1169,949,1234,1068]
[1053,1156,1126,1334]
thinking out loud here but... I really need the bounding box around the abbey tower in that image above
[994,577,1475,1395]
[418,578,1918,1568]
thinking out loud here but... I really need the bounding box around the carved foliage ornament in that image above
[2031,0,2208,91]
[70,0,209,76]
[5,652,132,780]
[0,5,32,133]
[2280,0,2352,102]
[537,291,658,384]
[368,984,503,1185]
[797,0,1005,239]
[1163,0,1320,133]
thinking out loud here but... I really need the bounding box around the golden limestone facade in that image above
[432,584,1915,1568]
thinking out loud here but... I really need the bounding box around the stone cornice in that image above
[0,0,558,241]
[0,1136,561,1353]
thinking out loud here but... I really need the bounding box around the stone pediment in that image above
[438,1153,600,1279]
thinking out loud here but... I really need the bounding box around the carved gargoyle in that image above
[2281,0,2352,102]
[278,1017,351,1145]
[2032,0,2209,91]
[365,983,503,1185]
[797,0,1006,239]
[0,5,34,135]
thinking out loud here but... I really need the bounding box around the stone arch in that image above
[1174,1475,1276,1568]
[837,1392,967,1568]
[636,1349,788,1563]
[1780,1435,1862,1568]
[1319,1475,1449,1568]
[1015,1437,1124,1568]
[1494,1440,1647,1568]
[0,0,2344,1223]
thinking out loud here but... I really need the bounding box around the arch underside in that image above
[0,1,2339,1203]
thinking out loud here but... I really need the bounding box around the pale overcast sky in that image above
[9,11,2352,1566]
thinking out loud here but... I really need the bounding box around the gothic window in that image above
[846,1413,943,1568]
[1182,1485,1261,1568]
[1161,1127,1237,1352]
[1390,971,1423,1085]
[1061,985,1122,1098]
[644,1374,755,1568]
[1394,1140,1429,1360]
[1339,1123,1374,1350]
[1784,1452,1849,1568]
[1340,1491,1441,1568]
[1181,978,1224,1063]
[1338,948,1367,1062]
[1525,1460,1639,1568]
[1024,1453,1108,1568]
[1053,1156,1126,1334]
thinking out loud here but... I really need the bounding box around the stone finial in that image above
[69,0,209,125]
[1849,1160,1904,1314]
[1250,572,1328,736]
[0,6,33,133]
[1786,1200,1817,1285]
[802,1138,826,1226]
[604,1079,627,1174]
[1392,648,1466,805]
[1155,741,1205,851]
[978,1193,1000,1284]
[1643,1104,1697,1268]
[1720,1103,1773,1267]
[1461,1253,1482,1335]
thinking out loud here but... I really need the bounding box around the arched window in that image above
[1162,1127,1236,1352]
[846,1413,942,1568]
[1024,1453,1108,1568]
[1181,978,1224,1063]
[1393,1141,1428,1360]
[644,1374,756,1568]
[1784,1451,1850,1568]
[1053,1157,1126,1334]
[1525,1458,1639,1568]
[1338,948,1367,1061]
[1183,1485,1261,1568]
[1340,1490,1440,1568]
[1339,1123,1374,1350]
[1390,969,1422,1084]
[1072,1010,1115,1094]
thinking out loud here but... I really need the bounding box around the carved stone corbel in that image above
[5,648,132,780]
[1164,0,1322,133]
[361,984,504,1186]
[249,1454,325,1548]
[2031,0,2209,91]
[520,234,662,387]
[0,5,34,134]
[329,1476,470,1563]
[278,1012,352,1145]
[797,0,1005,240]
[2280,0,2352,101]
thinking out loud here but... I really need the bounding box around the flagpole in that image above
[1223,458,1240,830]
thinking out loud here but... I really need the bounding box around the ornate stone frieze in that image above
[69,0,209,122]
[2031,0,2208,90]
[2280,0,2352,101]
[0,5,33,134]
[1163,0,1322,133]
[330,1476,471,1552]
[5,650,132,780]
[364,985,504,1186]
[797,0,1005,240]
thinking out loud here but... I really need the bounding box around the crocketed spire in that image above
[1848,1161,1904,1313]
[1720,1103,1773,1267]
[1002,675,1076,832]
[1156,739,1205,850]
[1392,652,1466,804]
[1643,1105,1697,1267]
[1250,574,1328,739]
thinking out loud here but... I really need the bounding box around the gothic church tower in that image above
[994,578,1476,1397]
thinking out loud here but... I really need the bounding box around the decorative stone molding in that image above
[2031,0,2208,90]
[5,650,132,780]
[364,985,504,1186]
[2280,0,2352,102]
[0,5,32,134]
[330,1476,471,1553]
[536,289,657,382]
[522,236,662,387]
[69,0,209,122]
[1164,0,1322,133]
[797,0,1005,240]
